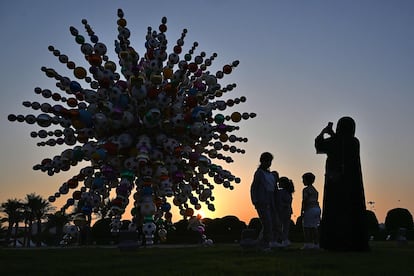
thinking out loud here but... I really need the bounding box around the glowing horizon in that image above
[0,159,404,225]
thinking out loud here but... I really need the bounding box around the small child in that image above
[301,172,321,249]
[270,170,283,248]
[277,176,294,247]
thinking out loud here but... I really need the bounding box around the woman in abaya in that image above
[315,116,369,251]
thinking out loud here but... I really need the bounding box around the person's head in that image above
[336,116,356,138]
[302,172,315,187]
[259,152,273,170]
[279,176,294,193]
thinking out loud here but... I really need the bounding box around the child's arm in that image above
[301,188,307,214]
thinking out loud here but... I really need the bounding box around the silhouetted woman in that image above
[250,152,277,250]
[315,117,369,251]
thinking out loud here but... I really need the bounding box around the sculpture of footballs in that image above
[8,9,256,242]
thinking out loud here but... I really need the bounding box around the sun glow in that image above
[195,211,205,220]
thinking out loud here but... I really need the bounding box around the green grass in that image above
[1,242,413,275]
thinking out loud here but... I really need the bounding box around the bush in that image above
[91,218,115,245]
[204,216,246,243]
[365,210,380,238]
[166,219,201,244]
[385,208,413,239]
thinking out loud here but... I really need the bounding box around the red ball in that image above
[223,65,232,74]
[67,178,79,189]
[159,24,167,33]
[72,190,82,200]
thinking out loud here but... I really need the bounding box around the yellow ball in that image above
[104,61,117,72]
[73,67,87,79]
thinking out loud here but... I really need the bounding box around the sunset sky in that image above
[1,0,413,224]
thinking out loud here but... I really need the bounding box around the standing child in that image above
[277,176,294,247]
[301,172,321,249]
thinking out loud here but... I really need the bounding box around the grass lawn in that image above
[1,241,413,275]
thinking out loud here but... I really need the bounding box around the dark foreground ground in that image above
[1,241,413,275]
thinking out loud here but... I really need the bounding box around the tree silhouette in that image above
[385,208,413,237]
[0,199,24,246]
[24,193,55,247]
[46,211,70,245]
[0,218,5,244]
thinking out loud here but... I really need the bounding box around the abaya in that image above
[315,117,369,251]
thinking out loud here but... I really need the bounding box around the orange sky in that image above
[2,155,401,226]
